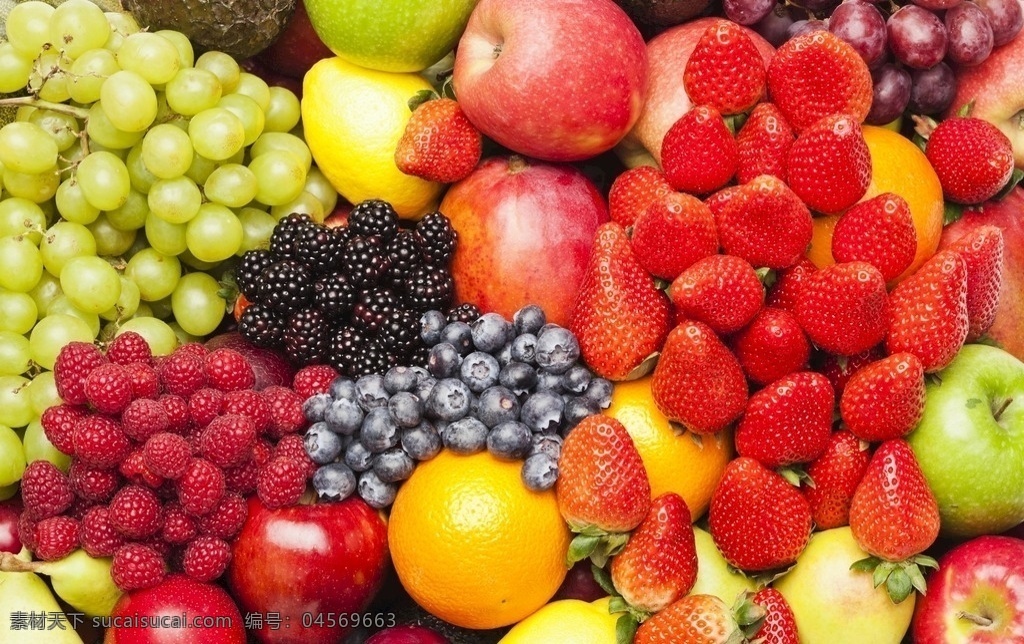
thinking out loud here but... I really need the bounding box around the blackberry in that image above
[383,230,423,290]
[344,235,391,288]
[283,308,331,365]
[295,224,347,275]
[269,213,315,259]
[256,260,315,315]
[405,264,454,312]
[238,304,285,348]
[351,335,395,378]
[314,272,357,320]
[414,211,457,265]
[379,308,422,359]
[446,302,482,324]
[328,326,367,378]
[235,250,277,301]
[348,199,399,242]
[352,288,401,334]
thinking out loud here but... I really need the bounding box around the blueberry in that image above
[563,396,599,431]
[440,321,474,355]
[324,397,364,436]
[494,341,513,367]
[561,364,592,394]
[513,304,546,336]
[476,385,521,428]
[401,421,442,461]
[459,351,500,393]
[510,334,537,364]
[409,366,430,383]
[499,361,537,396]
[304,422,344,464]
[360,407,399,452]
[302,393,333,423]
[427,342,462,379]
[530,433,563,461]
[470,312,513,353]
[372,447,417,483]
[535,326,581,374]
[520,390,565,433]
[535,370,564,393]
[312,463,357,501]
[521,453,559,492]
[355,374,389,411]
[343,440,374,472]
[442,417,489,454]
[357,470,398,509]
[329,376,357,402]
[582,378,614,409]
[486,420,532,460]
[413,375,437,403]
[419,309,447,346]
[383,366,419,394]
[424,378,472,422]
[388,391,422,428]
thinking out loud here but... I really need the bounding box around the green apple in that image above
[690,527,756,603]
[303,0,480,72]
[907,343,1024,538]
[774,527,914,644]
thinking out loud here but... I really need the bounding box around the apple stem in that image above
[507,155,529,174]
[957,610,994,628]
[993,398,1013,420]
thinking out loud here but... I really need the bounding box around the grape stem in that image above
[0,96,89,121]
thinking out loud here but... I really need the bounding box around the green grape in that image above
[28,272,62,320]
[168,321,202,346]
[50,0,111,60]
[0,376,34,429]
[184,151,218,185]
[249,150,307,206]
[23,419,72,471]
[26,370,59,417]
[86,103,144,150]
[270,190,325,222]
[195,51,240,93]
[262,86,301,133]
[103,10,141,52]
[29,313,93,370]
[31,50,72,103]
[0,198,47,242]
[87,214,136,256]
[141,123,194,180]
[106,189,148,231]
[188,107,245,161]
[0,43,34,94]
[77,150,131,210]
[60,255,121,314]
[125,247,181,302]
[0,291,37,334]
[39,221,97,277]
[250,131,312,170]
[68,48,120,105]
[171,272,225,337]
[28,109,80,153]
[47,296,100,337]
[0,331,31,376]
[144,212,188,257]
[100,70,158,133]
[218,93,265,146]
[0,121,58,175]
[165,67,222,117]
[147,296,174,320]
[236,207,276,254]
[0,424,27,487]
[186,202,243,262]
[0,236,44,293]
[3,164,60,203]
[126,142,158,194]
[204,163,257,208]
[100,275,140,321]
[179,249,219,271]
[148,175,202,224]
[134,302,153,318]
[55,178,101,225]
[155,29,195,69]
[5,1,55,59]
[117,32,181,86]
[116,317,177,356]
[232,72,270,110]
[303,166,339,214]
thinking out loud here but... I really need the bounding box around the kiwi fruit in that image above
[614,0,715,31]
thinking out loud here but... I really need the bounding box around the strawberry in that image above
[848,439,940,603]
[840,352,925,443]
[661,105,738,195]
[736,102,795,184]
[794,261,889,356]
[683,20,767,115]
[766,30,873,132]
[569,222,672,381]
[630,192,719,280]
[608,165,673,228]
[786,113,871,215]
[752,588,799,644]
[765,258,818,312]
[831,192,917,282]
[668,254,765,335]
[817,346,885,396]
[610,493,698,614]
[945,225,1004,341]
[732,307,811,386]
[634,593,765,644]
[713,174,813,270]
[394,96,482,183]
[650,321,749,435]
[925,116,1015,205]
[708,456,813,571]
[704,185,741,221]
[557,415,651,566]
[734,371,835,468]
[886,249,969,372]
[803,429,872,529]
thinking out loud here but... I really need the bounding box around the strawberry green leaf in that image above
[567,534,601,567]
[943,202,966,227]
[592,532,631,568]
[850,556,882,574]
[975,334,1005,350]
[995,167,1024,201]
[592,563,618,597]
[886,566,914,604]
[873,561,896,589]
[407,89,439,112]
[956,100,975,117]
[615,613,639,644]
[905,562,929,596]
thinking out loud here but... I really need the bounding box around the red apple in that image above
[439,155,610,327]
[239,57,304,98]
[452,0,647,162]
[911,535,1024,642]
[365,625,448,644]
[205,332,295,390]
[0,498,22,554]
[226,496,389,644]
[255,0,334,80]
[104,575,246,644]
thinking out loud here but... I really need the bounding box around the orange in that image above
[807,125,945,283]
[387,450,571,630]
[605,376,733,520]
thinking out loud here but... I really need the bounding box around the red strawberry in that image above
[803,429,872,529]
[794,261,889,356]
[831,192,917,282]
[765,257,818,312]
[669,255,765,335]
[840,352,925,442]
[651,321,749,435]
[683,20,767,115]
[886,249,969,372]
[736,102,795,184]
[708,456,813,571]
[925,116,1015,205]
[732,307,811,386]
[786,113,871,214]
[569,222,672,381]
[704,185,741,221]
[766,30,873,131]
[734,371,835,468]
[661,105,738,195]
[752,588,799,644]
[610,493,698,614]
[557,415,651,566]
[945,225,1004,341]
[608,165,673,228]
[714,174,813,270]
[630,192,719,280]
[394,96,482,183]
[818,345,885,396]
[634,594,765,644]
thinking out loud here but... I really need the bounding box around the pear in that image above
[0,551,84,644]
[0,549,122,617]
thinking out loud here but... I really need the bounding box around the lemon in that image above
[499,597,620,644]
[301,57,443,219]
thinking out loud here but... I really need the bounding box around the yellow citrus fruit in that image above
[605,376,733,521]
[301,57,444,219]
[807,125,945,283]
[388,450,571,630]
[498,597,619,644]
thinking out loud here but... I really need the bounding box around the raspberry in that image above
[188,388,224,429]
[222,459,259,495]
[204,348,255,392]
[141,534,173,558]
[123,362,160,400]
[108,485,164,540]
[21,461,74,520]
[54,341,107,405]
[79,506,126,557]
[33,515,79,561]
[40,403,87,456]
[73,414,132,469]
[69,462,121,503]
[158,353,206,397]
[196,493,247,539]
[66,497,98,520]
[183,535,232,582]
[120,449,166,489]
[175,343,209,360]
[257,457,306,508]
[292,365,339,398]
[161,501,198,545]
[160,394,190,434]
[17,514,38,553]
[262,386,307,438]
[121,398,169,442]
[177,458,225,517]
[84,362,133,414]
[273,434,317,479]
[143,433,192,480]
[106,331,153,366]
[198,414,256,469]
[111,544,166,592]
[221,389,272,434]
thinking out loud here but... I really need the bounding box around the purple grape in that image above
[725,0,777,25]
[830,1,889,68]
[912,0,962,9]
[908,62,957,114]
[888,5,949,69]
[866,64,913,125]
[788,18,830,40]
[946,1,995,65]
[754,4,797,46]
[976,0,1024,44]
[795,0,840,12]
